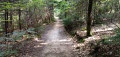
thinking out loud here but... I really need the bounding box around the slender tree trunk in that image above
[64,0,67,18]
[87,0,93,36]
[9,10,14,33]
[10,11,13,25]
[5,9,9,36]
[19,9,22,30]
[48,5,53,23]
[65,12,67,18]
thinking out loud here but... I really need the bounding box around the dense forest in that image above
[0,0,120,57]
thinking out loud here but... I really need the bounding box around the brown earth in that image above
[19,17,78,57]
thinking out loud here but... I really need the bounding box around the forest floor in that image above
[74,21,120,57]
[18,18,120,57]
[18,17,78,57]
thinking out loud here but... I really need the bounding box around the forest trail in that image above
[19,17,77,57]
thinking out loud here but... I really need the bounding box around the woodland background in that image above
[0,0,120,57]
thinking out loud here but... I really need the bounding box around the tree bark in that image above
[87,0,93,36]
[19,9,22,30]
[10,11,13,25]
[5,9,9,36]
[9,10,14,33]
[64,0,67,18]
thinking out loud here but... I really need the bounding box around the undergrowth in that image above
[0,28,37,57]
[103,29,120,45]
[101,28,120,55]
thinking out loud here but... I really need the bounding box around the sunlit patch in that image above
[43,23,47,26]
[34,38,39,41]
[38,19,42,23]
[59,39,72,42]
[93,28,114,32]
[34,38,44,42]
[34,45,43,48]
[73,43,85,48]
[55,23,63,27]
[84,36,102,44]
[85,36,101,40]
[40,43,48,45]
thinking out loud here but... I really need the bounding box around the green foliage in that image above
[103,29,120,45]
[0,44,6,47]
[79,39,85,43]
[12,31,25,41]
[93,0,120,24]
[0,37,5,42]
[0,49,18,57]
[35,26,44,38]
[82,27,87,31]
[27,28,36,34]
[62,16,83,31]
[55,0,86,31]
[62,18,73,27]
[0,28,37,57]
[35,26,44,31]
[11,28,36,40]
[0,28,36,43]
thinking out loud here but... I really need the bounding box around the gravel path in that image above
[19,17,78,57]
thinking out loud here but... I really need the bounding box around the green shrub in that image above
[0,28,37,57]
[103,29,120,45]
[0,49,18,57]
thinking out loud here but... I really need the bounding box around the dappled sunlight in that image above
[40,43,49,45]
[84,36,101,43]
[73,43,85,48]
[33,38,44,42]
[37,17,75,57]
[45,38,72,43]
[34,45,43,48]
[92,23,120,33]
[93,28,114,32]
[55,22,64,27]
[58,39,72,42]
[1,0,120,57]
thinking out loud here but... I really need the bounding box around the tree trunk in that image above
[19,9,22,30]
[48,5,53,23]
[5,9,9,36]
[65,11,67,18]
[10,11,13,25]
[9,10,14,33]
[64,0,67,18]
[87,0,93,36]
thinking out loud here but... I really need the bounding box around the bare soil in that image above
[19,18,78,57]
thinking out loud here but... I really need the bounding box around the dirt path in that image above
[19,17,77,57]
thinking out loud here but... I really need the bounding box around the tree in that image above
[87,0,93,36]
[64,0,67,18]
[5,9,8,36]
[4,1,9,36]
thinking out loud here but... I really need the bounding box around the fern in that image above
[0,49,18,57]
[0,28,37,57]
